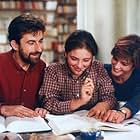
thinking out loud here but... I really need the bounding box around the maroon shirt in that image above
[0,50,46,109]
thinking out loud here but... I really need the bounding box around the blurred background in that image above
[0,0,139,64]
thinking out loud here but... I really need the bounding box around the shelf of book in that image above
[0,0,77,63]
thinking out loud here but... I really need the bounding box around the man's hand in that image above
[0,105,38,117]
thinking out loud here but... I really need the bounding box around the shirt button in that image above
[17,71,20,74]
[76,94,80,97]
[23,89,27,92]
[83,76,86,80]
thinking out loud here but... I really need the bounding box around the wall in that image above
[77,0,140,63]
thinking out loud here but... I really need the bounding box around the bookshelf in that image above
[52,0,77,63]
[0,0,77,63]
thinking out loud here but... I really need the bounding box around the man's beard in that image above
[19,48,42,65]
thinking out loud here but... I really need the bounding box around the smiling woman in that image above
[39,30,117,119]
[104,34,140,123]
[65,48,93,79]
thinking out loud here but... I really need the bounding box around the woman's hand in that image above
[80,78,94,104]
[70,78,94,111]
[87,102,110,119]
[34,108,48,118]
[103,110,126,123]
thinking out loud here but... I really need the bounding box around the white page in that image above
[5,116,51,133]
[47,114,91,135]
[0,115,6,132]
[74,110,129,131]
[122,113,140,126]
[46,110,130,135]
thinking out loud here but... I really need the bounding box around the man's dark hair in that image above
[8,13,46,44]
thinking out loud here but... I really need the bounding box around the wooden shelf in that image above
[0,0,77,63]
[0,9,55,13]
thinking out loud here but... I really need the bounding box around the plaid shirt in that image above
[39,60,116,114]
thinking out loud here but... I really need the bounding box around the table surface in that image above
[104,124,140,140]
[0,132,75,140]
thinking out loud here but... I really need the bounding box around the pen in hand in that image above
[84,78,94,96]
[80,78,94,103]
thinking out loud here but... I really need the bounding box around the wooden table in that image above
[0,132,75,140]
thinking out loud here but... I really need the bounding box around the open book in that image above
[0,115,51,133]
[46,110,130,135]
[122,113,140,125]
